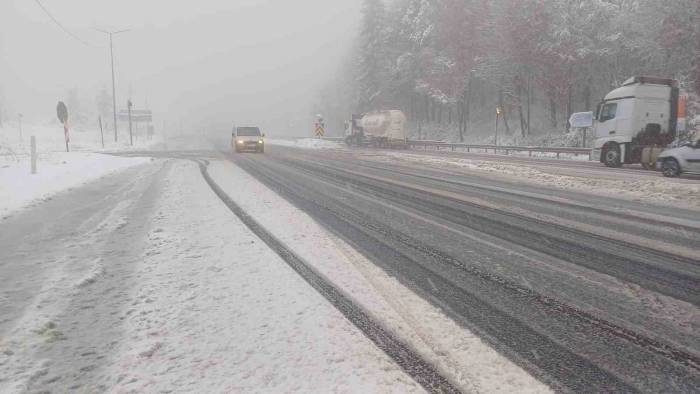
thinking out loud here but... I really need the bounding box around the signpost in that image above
[569,111,594,147]
[117,106,152,146]
[494,107,503,147]
[98,116,105,149]
[314,114,325,138]
[127,99,133,146]
[56,101,70,152]
[30,136,37,174]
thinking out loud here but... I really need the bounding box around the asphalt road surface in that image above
[230,145,700,393]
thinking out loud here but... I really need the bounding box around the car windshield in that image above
[237,127,261,137]
[599,102,618,122]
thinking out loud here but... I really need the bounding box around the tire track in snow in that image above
[195,159,461,394]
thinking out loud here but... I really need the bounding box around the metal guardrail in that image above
[407,140,592,159]
[322,136,592,159]
[321,137,346,143]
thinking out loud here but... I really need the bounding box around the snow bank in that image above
[267,138,343,149]
[375,152,700,209]
[0,122,161,156]
[209,160,550,393]
[0,152,150,217]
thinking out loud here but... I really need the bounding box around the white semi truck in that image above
[345,110,409,148]
[591,76,688,169]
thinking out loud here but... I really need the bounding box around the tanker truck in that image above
[589,76,689,169]
[345,110,408,148]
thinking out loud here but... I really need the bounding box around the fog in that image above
[0,0,360,136]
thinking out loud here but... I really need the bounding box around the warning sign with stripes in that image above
[315,122,325,137]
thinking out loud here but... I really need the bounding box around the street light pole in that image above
[95,28,129,143]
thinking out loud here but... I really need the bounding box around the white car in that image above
[232,126,265,153]
[657,139,700,177]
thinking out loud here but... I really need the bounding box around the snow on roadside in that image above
[106,161,421,393]
[267,138,343,150]
[374,151,700,209]
[208,160,551,393]
[0,123,161,155]
[0,152,150,217]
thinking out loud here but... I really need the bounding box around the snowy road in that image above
[2,143,699,393]
[0,157,428,393]
[228,145,700,392]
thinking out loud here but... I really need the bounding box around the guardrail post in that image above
[30,136,37,174]
[557,152,560,159]
[529,150,532,157]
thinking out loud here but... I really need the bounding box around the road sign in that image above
[315,116,325,137]
[569,112,594,128]
[315,124,325,137]
[118,109,152,122]
[56,101,68,123]
[56,101,70,151]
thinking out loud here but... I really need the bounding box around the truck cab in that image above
[592,77,680,168]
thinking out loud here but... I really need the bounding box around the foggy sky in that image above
[0,0,360,136]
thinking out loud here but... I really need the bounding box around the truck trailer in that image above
[345,110,408,148]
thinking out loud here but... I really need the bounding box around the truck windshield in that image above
[599,103,617,122]
[237,127,261,136]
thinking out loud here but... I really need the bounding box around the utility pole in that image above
[95,28,129,143]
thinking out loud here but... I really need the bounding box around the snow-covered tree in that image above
[321,0,700,141]
[356,0,390,111]
[65,88,87,126]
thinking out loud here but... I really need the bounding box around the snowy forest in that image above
[317,0,700,145]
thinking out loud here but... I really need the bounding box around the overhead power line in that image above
[34,0,101,48]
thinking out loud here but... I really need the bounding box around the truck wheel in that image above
[661,158,681,178]
[603,144,622,168]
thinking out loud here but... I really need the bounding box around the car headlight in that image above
[237,140,244,144]
[258,140,264,144]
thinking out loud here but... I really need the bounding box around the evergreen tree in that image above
[356,0,388,111]
[322,0,700,141]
